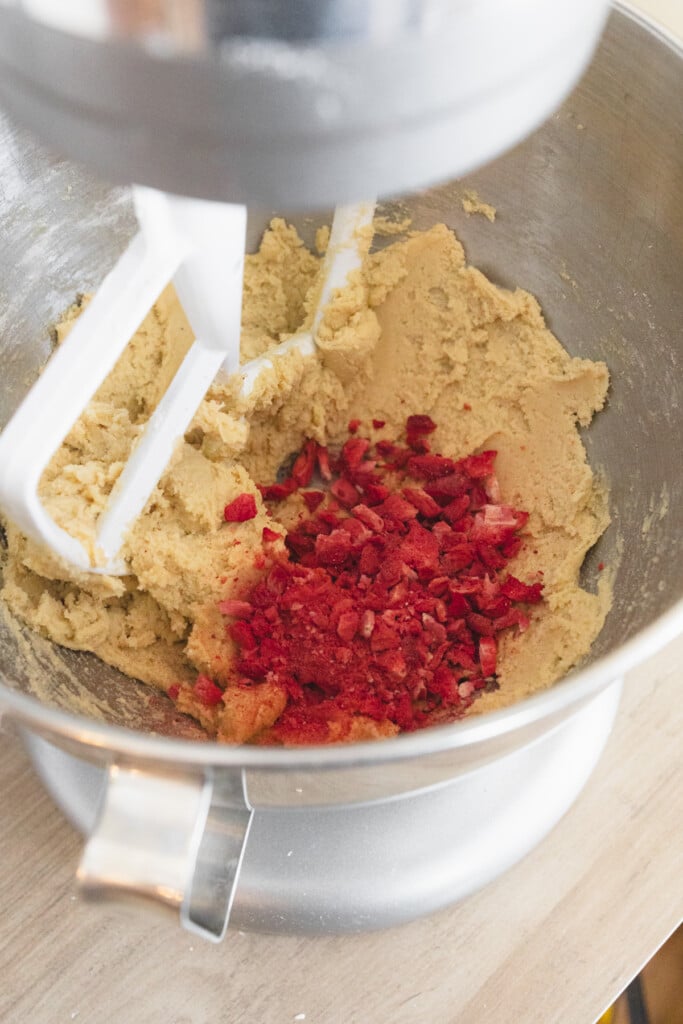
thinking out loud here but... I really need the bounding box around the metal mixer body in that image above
[0,0,610,206]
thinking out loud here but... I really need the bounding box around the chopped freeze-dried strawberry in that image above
[341,437,370,470]
[457,450,497,479]
[360,609,376,637]
[258,478,298,501]
[405,414,437,447]
[315,530,355,567]
[441,495,471,524]
[337,610,359,642]
[224,493,258,522]
[229,620,257,649]
[331,477,361,508]
[401,521,440,575]
[217,599,253,618]
[262,527,282,543]
[500,576,544,603]
[403,487,441,518]
[407,453,457,479]
[364,482,390,505]
[372,419,386,429]
[379,493,419,523]
[352,503,385,532]
[479,636,497,677]
[167,684,180,701]
[370,620,400,652]
[215,416,543,741]
[291,439,318,487]
[193,674,224,706]
[470,505,519,544]
[303,490,325,512]
[359,542,381,576]
[316,446,332,481]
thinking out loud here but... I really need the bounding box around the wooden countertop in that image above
[0,632,681,1024]
[0,3,682,1022]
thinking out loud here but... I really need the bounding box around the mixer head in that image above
[0,0,610,207]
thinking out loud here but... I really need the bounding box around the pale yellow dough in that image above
[0,220,611,742]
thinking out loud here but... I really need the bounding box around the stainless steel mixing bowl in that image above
[0,3,681,941]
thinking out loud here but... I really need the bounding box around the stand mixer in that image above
[7,0,677,945]
[0,0,611,575]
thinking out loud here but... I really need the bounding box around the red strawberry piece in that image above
[341,436,371,470]
[363,482,391,505]
[315,530,354,567]
[457,450,497,479]
[337,610,360,642]
[424,472,468,504]
[373,650,407,679]
[430,664,460,701]
[318,509,343,529]
[224,493,258,522]
[348,419,361,434]
[466,612,497,637]
[285,530,315,558]
[479,636,497,677]
[331,477,361,508]
[379,493,420,523]
[476,543,507,570]
[427,576,450,596]
[359,543,382,576]
[441,495,471,523]
[316,445,333,481]
[458,680,476,699]
[352,503,385,532]
[407,453,457,479]
[485,473,502,503]
[470,504,520,544]
[403,487,441,517]
[167,684,180,701]
[292,440,318,487]
[193,674,224,706]
[302,490,325,513]
[379,554,404,586]
[501,535,522,559]
[262,526,282,542]
[229,620,257,649]
[360,609,376,638]
[258,478,298,501]
[448,644,478,671]
[372,419,386,430]
[400,521,441,575]
[441,544,475,573]
[500,576,544,604]
[340,516,371,542]
[218,599,253,618]
[370,620,400,652]
[375,440,410,468]
[446,592,470,617]
[421,613,447,643]
[406,414,437,448]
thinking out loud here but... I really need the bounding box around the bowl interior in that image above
[0,6,681,740]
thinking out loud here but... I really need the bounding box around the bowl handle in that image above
[77,763,252,942]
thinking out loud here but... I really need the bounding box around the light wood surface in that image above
[1,3,682,1022]
[0,633,681,1024]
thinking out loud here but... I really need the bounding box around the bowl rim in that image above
[0,0,681,770]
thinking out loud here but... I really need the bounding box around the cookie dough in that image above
[0,220,611,742]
